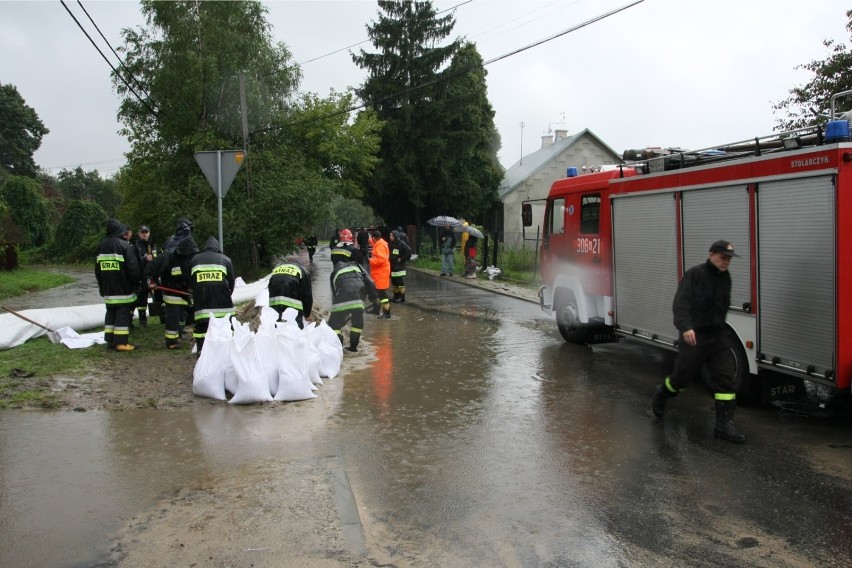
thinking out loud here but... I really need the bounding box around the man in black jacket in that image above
[269,259,313,328]
[95,218,142,351]
[190,237,235,355]
[146,236,198,349]
[651,240,747,443]
[132,225,158,326]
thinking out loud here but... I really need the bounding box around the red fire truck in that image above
[524,117,852,403]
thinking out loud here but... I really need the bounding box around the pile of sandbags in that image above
[192,307,344,404]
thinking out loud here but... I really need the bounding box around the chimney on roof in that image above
[541,133,554,148]
[554,129,568,140]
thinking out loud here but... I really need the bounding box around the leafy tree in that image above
[280,91,381,199]
[0,176,54,248]
[0,83,49,177]
[48,200,108,262]
[57,167,121,216]
[114,1,380,274]
[353,0,460,225]
[329,195,384,230]
[774,9,852,129]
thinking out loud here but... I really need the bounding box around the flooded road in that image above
[1,251,850,567]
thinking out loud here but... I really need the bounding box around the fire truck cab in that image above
[526,120,852,403]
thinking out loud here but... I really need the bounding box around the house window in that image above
[580,194,601,234]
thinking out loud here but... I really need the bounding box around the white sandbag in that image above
[302,322,322,386]
[229,322,273,404]
[279,306,299,326]
[254,287,269,308]
[231,274,270,304]
[312,320,343,379]
[272,321,316,401]
[192,315,233,401]
[256,307,280,396]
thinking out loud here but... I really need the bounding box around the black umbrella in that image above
[427,215,461,227]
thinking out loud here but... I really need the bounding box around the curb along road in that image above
[407,265,541,305]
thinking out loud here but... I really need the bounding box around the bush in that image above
[0,176,54,248]
[47,200,108,263]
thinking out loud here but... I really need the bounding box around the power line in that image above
[261,0,644,134]
[299,0,474,66]
[59,0,159,119]
[75,0,159,113]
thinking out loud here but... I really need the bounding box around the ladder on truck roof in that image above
[624,124,832,174]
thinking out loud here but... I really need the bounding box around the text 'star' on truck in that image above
[524,90,852,405]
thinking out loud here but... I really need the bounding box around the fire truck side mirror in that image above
[522,203,533,227]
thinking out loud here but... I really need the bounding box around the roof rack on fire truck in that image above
[622,89,852,175]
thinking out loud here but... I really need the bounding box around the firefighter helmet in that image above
[340,228,354,243]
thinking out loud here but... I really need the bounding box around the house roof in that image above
[498,128,621,199]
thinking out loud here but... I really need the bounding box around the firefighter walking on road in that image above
[190,237,235,356]
[95,218,142,351]
[651,240,747,444]
[389,229,412,303]
[329,260,377,352]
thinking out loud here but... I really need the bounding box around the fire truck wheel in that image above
[555,299,583,344]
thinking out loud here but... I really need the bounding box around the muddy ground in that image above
[11,302,339,412]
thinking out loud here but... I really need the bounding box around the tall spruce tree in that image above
[434,43,502,220]
[353,0,459,225]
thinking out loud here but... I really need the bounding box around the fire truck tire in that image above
[555,292,584,344]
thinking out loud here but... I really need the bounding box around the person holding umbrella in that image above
[439,226,456,276]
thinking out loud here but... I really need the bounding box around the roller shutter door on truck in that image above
[681,185,751,311]
[757,175,835,375]
[612,192,679,344]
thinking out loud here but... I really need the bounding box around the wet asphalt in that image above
[0,251,850,567]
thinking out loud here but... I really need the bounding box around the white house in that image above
[496,129,622,247]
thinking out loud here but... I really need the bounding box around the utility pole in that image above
[520,121,525,165]
[239,74,259,274]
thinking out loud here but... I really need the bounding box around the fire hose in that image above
[151,284,193,298]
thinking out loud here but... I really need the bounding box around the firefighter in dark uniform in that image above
[95,218,142,351]
[268,259,313,328]
[389,229,412,303]
[330,228,364,268]
[304,233,318,262]
[329,260,377,352]
[651,240,747,444]
[356,227,371,266]
[161,218,195,327]
[190,237,235,356]
[146,236,198,349]
[132,225,158,326]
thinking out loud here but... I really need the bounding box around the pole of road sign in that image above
[194,150,246,255]
[217,150,224,250]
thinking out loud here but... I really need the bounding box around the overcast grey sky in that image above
[2,0,850,177]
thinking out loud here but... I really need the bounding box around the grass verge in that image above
[0,319,185,409]
[0,267,76,301]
